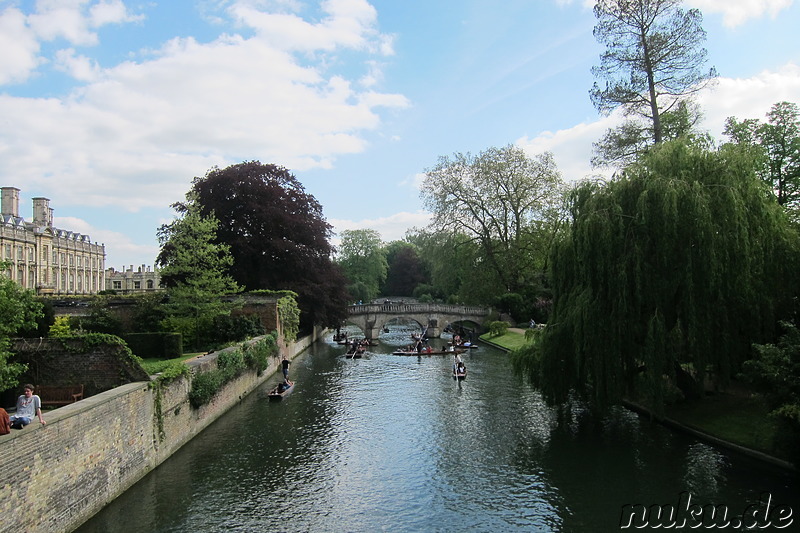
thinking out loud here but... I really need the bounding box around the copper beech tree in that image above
[186,161,350,329]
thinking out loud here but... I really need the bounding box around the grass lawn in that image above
[479,328,530,351]
[140,352,205,374]
[665,389,784,460]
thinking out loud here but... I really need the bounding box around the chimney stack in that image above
[32,197,52,227]
[1,187,20,217]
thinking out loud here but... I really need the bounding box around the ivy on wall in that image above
[188,333,278,408]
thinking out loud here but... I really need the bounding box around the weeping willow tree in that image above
[513,140,799,414]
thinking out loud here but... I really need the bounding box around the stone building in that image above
[105,264,163,294]
[1,186,106,295]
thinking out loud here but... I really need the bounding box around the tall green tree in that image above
[382,241,428,297]
[336,229,387,302]
[590,0,716,165]
[187,161,350,329]
[725,101,800,218]
[0,262,43,390]
[156,199,242,348]
[513,140,798,413]
[420,145,564,299]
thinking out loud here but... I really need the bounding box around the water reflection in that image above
[76,335,799,533]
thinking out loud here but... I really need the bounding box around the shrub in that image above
[49,316,72,337]
[489,321,509,337]
[243,333,277,375]
[189,371,223,408]
[216,349,246,381]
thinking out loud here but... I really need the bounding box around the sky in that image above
[2,0,799,270]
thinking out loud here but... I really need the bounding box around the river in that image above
[75,327,798,532]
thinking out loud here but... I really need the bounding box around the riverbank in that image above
[479,327,797,472]
[0,328,325,533]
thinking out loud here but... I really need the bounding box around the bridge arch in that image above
[346,303,491,340]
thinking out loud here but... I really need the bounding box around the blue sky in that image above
[2,0,799,270]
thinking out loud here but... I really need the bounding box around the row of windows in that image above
[5,269,103,292]
[111,279,156,290]
[3,243,33,261]
[3,243,102,269]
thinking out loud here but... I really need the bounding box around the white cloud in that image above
[517,62,800,182]
[686,0,794,28]
[89,0,144,27]
[697,62,800,138]
[330,211,432,245]
[28,1,100,46]
[55,216,160,268]
[0,3,409,212]
[0,7,41,84]
[54,48,101,81]
[555,0,795,27]
[229,0,387,53]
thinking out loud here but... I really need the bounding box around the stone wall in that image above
[0,327,324,533]
[11,337,151,397]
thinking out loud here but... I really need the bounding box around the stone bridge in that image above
[346,303,492,340]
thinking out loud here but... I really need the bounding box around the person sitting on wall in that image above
[9,384,46,429]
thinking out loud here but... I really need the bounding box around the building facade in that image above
[105,265,162,294]
[1,186,106,295]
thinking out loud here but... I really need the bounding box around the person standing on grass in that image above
[9,384,46,429]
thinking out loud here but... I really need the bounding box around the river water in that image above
[76,328,798,532]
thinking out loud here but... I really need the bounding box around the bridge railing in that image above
[347,303,490,316]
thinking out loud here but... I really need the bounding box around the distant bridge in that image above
[346,303,491,340]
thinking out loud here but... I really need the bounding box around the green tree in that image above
[741,321,800,462]
[382,241,428,297]
[187,161,350,329]
[420,145,564,299]
[336,229,387,302]
[725,102,800,218]
[0,262,44,390]
[156,199,242,349]
[513,140,798,414]
[590,0,715,165]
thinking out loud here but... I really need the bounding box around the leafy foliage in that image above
[76,297,123,335]
[724,101,800,220]
[212,314,266,344]
[189,370,223,408]
[742,322,800,463]
[420,145,565,301]
[382,241,429,297]
[156,199,242,349]
[48,316,72,337]
[514,140,799,413]
[0,264,43,390]
[277,294,300,344]
[590,0,716,164]
[336,229,387,302]
[189,334,279,407]
[187,161,350,329]
[488,321,510,337]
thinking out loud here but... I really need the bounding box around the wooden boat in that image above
[346,345,366,358]
[392,347,465,356]
[338,338,378,346]
[268,381,295,400]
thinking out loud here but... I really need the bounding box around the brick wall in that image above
[0,327,324,533]
[11,337,151,397]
